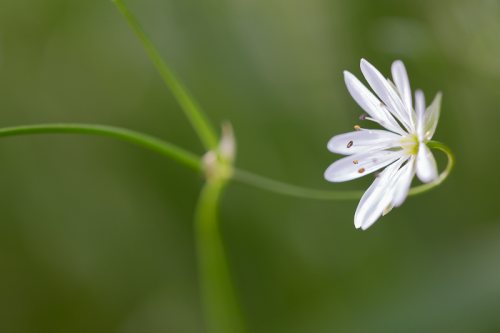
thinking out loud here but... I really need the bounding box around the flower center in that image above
[400,134,419,155]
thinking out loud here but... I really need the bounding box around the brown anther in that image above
[354,125,361,131]
[353,160,359,164]
[347,140,354,148]
[359,114,367,121]
[358,167,366,174]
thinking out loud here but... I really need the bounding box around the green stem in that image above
[0,123,201,172]
[195,179,247,333]
[233,168,364,200]
[112,0,219,150]
[408,140,455,196]
[233,141,454,200]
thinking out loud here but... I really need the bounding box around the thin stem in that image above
[195,179,247,333]
[0,123,202,172]
[112,0,219,150]
[233,169,364,200]
[408,140,454,196]
[233,141,454,200]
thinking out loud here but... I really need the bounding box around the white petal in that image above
[424,92,442,141]
[391,60,415,130]
[324,149,403,183]
[392,156,416,207]
[354,158,406,229]
[360,59,412,131]
[327,129,401,155]
[416,143,438,183]
[343,71,406,135]
[415,90,426,141]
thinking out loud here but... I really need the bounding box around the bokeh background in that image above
[1,0,500,332]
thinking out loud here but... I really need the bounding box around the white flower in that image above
[324,59,442,230]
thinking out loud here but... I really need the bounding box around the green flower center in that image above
[400,134,419,155]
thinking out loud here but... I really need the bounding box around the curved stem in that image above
[112,0,219,150]
[233,141,454,200]
[0,123,202,172]
[408,140,454,196]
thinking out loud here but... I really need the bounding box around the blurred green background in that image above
[1,0,500,332]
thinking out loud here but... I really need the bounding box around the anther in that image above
[353,160,359,164]
[359,114,367,121]
[347,140,354,148]
[354,125,361,131]
[358,167,365,174]
[379,102,385,107]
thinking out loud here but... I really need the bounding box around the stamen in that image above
[359,114,367,121]
[347,140,354,148]
[383,204,393,216]
[353,160,359,164]
[365,116,379,124]
[354,125,361,131]
[358,167,365,174]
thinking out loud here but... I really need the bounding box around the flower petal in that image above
[416,143,438,183]
[360,59,412,132]
[391,60,415,130]
[324,149,403,183]
[415,90,426,142]
[354,158,406,229]
[424,92,442,141]
[392,156,416,207]
[327,129,401,155]
[344,71,406,135]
